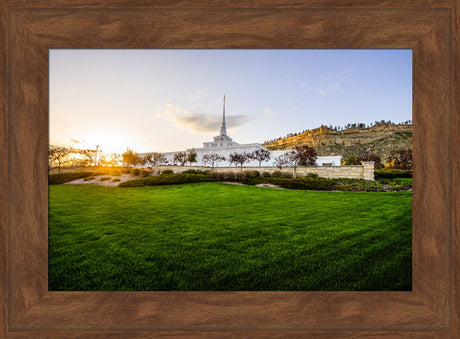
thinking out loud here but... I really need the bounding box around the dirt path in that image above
[64,173,137,187]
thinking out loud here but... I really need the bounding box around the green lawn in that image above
[49,183,412,291]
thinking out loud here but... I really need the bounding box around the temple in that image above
[202,95,239,148]
[143,96,342,167]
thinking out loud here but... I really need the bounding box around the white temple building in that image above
[146,96,341,167]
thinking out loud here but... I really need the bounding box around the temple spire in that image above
[219,95,227,136]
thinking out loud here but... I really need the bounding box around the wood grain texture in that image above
[452,4,460,338]
[1,1,458,337]
[0,0,458,9]
[0,1,9,338]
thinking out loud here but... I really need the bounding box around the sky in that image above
[50,49,412,154]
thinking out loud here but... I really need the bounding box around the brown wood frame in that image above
[1,1,458,337]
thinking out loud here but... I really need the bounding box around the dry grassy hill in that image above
[262,123,412,162]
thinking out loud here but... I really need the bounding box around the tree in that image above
[121,148,141,168]
[144,152,168,167]
[98,153,110,167]
[202,153,225,170]
[110,153,122,167]
[186,148,197,166]
[251,149,271,167]
[173,152,188,166]
[386,149,412,171]
[48,145,70,173]
[275,145,317,178]
[78,148,98,167]
[229,152,251,170]
[342,154,360,166]
[135,155,146,167]
[357,153,383,169]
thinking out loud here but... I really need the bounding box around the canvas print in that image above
[49,49,412,291]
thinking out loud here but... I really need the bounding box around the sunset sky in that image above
[50,49,412,154]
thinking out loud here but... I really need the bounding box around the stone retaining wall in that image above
[152,161,375,181]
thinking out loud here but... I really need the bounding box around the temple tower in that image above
[219,95,227,136]
[202,95,238,148]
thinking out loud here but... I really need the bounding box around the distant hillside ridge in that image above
[262,122,412,162]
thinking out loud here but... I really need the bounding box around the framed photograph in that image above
[1,1,458,337]
[48,48,413,293]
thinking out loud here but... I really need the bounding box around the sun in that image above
[79,130,140,154]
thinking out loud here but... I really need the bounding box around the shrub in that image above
[182,169,210,175]
[161,169,174,175]
[281,172,293,179]
[140,169,150,177]
[333,178,412,192]
[261,171,271,178]
[213,171,235,181]
[235,172,246,181]
[49,172,93,185]
[100,177,111,181]
[242,177,264,186]
[244,170,260,179]
[374,169,412,179]
[268,177,336,191]
[271,171,283,178]
[112,178,121,182]
[110,169,121,176]
[130,168,140,176]
[122,168,131,174]
[305,173,319,178]
[119,173,215,187]
[83,176,94,181]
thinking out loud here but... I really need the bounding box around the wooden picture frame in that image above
[1,1,458,337]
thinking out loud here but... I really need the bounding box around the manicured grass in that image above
[49,183,412,291]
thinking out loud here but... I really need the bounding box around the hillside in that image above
[262,123,412,162]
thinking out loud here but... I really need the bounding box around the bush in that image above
[281,172,293,179]
[112,178,121,182]
[305,173,319,178]
[271,171,292,178]
[271,171,283,178]
[49,172,93,185]
[182,169,210,175]
[83,176,95,181]
[242,176,337,191]
[242,177,264,186]
[119,173,215,187]
[235,172,246,181]
[140,169,150,177]
[122,168,131,174]
[212,171,235,181]
[374,169,412,179]
[111,170,121,176]
[244,170,260,179]
[130,168,140,176]
[161,169,174,175]
[268,177,336,191]
[100,177,111,181]
[262,171,271,178]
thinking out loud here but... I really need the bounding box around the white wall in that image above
[142,145,341,167]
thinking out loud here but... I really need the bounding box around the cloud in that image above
[154,103,252,133]
[300,68,352,96]
[174,113,251,133]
